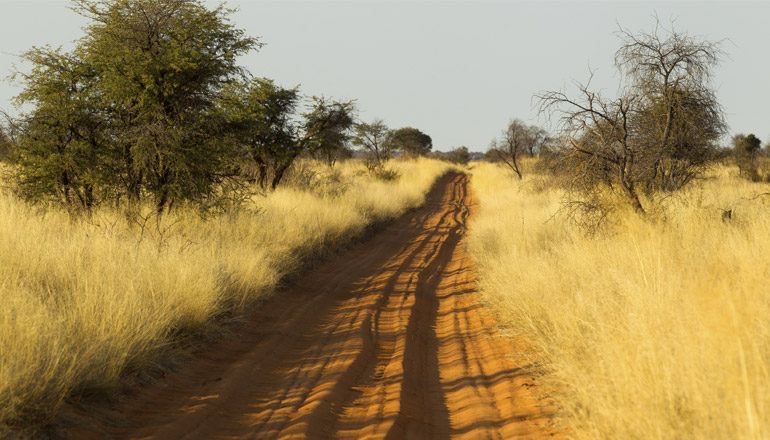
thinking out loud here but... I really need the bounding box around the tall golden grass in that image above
[469,162,770,439]
[0,158,452,434]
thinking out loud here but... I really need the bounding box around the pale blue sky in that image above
[1,1,768,151]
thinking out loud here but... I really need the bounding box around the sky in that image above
[1,1,768,152]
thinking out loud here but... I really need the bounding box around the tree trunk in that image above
[512,158,523,180]
[156,190,168,214]
[271,162,290,190]
[257,163,268,189]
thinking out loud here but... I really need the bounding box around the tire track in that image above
[70,172,557,440]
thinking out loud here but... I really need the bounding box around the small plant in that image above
[364,160,400,181]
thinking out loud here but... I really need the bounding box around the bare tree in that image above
[527,125,549,156]
[616,21,726,192]
[538,19,726,215]
[490,119,548,180]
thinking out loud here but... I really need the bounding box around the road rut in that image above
[73,172,555,439]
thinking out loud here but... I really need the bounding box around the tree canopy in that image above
[9,0,357,211]
[220,79,355,188]
[386,127,432,157]
[352,119,392,167]
[11,0,259,211]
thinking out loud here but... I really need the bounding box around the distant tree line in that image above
[0,0,432,213]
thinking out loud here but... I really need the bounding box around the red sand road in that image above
[72,172,556,439]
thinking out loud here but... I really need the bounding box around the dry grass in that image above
[0,157,452,435]
[468,162,770,439]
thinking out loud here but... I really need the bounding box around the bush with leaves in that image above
[10,0,259,212]
[219,79,355,189]
[732,133,762,181]
[386,127,432,158]
[9,0,357,213]
[446,146,471,165]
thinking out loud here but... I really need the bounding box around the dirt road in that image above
[74,172,555,439]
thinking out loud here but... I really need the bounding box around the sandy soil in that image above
[71,172,556,439]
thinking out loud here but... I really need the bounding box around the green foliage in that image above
[219,79,355,189]
[12,0,260,212]
[300,96,356,172]
[10,0,361,210]
[218,78,300,188]
[386,127,432,157]
[446,146,471,165]
[12,47,107,209]
[312,125,354,168]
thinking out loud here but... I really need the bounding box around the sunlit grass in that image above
[0,157,453,434]
[468,162,770,439]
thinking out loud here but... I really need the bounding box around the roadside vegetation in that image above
[0,0,449,435]
[3,0,769,437]
[0,157,452,435]
[469,19,770,440]
[469,161,770,438]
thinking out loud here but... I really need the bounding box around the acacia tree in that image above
[218,78,299,188]
[225,82,355,189]
[489,119,546,179]
[220,79,355,189]
[282,96,355,187]
[82,0,258,211]
[11,48,108,209]
[386,127,432,157]
[538,20,726,214]
[12,0,259,212]
[312,124,353,167]
[353,119,392,167]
